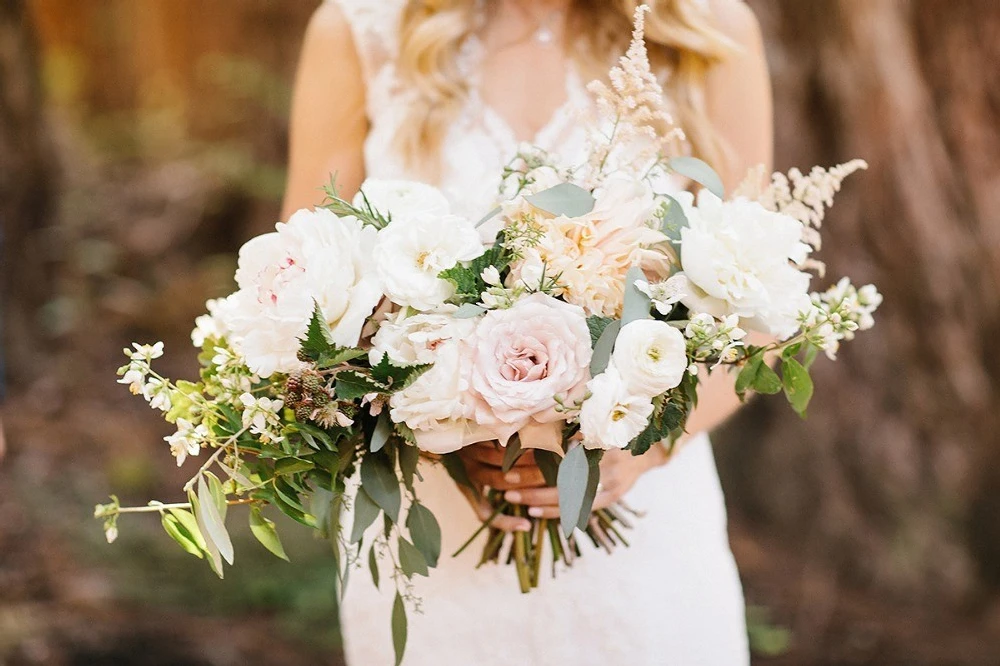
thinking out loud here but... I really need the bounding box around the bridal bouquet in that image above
[96,6,880,663]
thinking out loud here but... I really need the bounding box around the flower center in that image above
[611,405,629,422]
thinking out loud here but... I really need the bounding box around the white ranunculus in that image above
[374,212,484,311]
[354,179,450,223]
[223,208,382,377]
[612,319,688,397]
[579,365,655,450]
[676,190,812,339]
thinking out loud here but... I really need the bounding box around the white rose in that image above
[223,208,382,377]
[354,179,450,223]
[369,307,467,367]
[612,319,687,397]
[579,365,655,450]
[374,212,484,311]
[676,190,812,339]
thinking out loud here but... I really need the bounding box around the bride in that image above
[282,0,772,663]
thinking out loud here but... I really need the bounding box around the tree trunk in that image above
[0,0,54,387]
[717,0,1000,606]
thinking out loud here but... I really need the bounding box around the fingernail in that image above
[504,471,520,483]
[517,522,531,532]
[506,491,521,503]
[528,507,543,518]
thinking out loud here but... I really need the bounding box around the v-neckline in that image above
[462,33,586,151]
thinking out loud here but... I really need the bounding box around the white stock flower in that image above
[579,365,654,450]
[239,393,284,444]
[143,377,172,412]
[164,418,207,467]
[612,319,688,397]
[374,212,484,311]
[635,275,689,315]
[354,179,451,223]
[223,208,382,377]
[676,190,812,339]
[128,342,164,364]
[118,368,146,395]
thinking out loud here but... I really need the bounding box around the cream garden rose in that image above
[612,319,687,397]
[373,212,484,311]
[465,293,592,442]
[676,190,812,339]
[579,365,655,450]
[223,208,381,377]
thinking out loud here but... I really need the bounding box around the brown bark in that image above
[0,0,54,386]
[717,0,1000,605]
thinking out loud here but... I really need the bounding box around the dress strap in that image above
[327,0,406,85]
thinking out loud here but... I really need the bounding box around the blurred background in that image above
[2,1,999,664]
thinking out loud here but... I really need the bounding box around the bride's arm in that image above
[281,3,367,219]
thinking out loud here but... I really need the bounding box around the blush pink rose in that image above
[465,293,592,443]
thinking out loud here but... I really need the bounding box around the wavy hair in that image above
[395,0,738,180]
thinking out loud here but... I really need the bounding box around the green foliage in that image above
[298,301,366,367]
[438,242,508,304]
[533,449,561,487]
[369,412,393,453]
[320,175,391,228]
[392,592,408,666]
[590,320,621,376]
[557,445,590,537]
[576,449,604,532]
[525,182,596,217]
[350,487,381,543]
[586,315,615,348]
[249,506,289,561]
[334,371,385,401]
[667,156,725,199]
[621,266,652,325]
[630,400,684,456]
[398,443,420,492]
[370,355,431,392]
[746,606,793,658]
[406,503,442,568]
[659,194,689,243]
[736,353,782,397]
[360,453,401,522]
[501,437,524,474]
[160,510,205,559]
[781,357,814,417]
[397,536,429,578]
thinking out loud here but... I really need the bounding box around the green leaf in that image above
[189,491,224,578]
[621,265,651,325]
[406,502,442,568]
[370,355,431,392]
[526,182,596,218]
[438,242,508,304]
[441,453,478,496]
[398,535,429,577]
[161,512,205,559]
[298,301,336,361]
[586,315,615,348]
[630,401,684,456]
[534,449,561,487]
[399,442,421,492]
[316,346,367,370]
[205,471,227,518]
[273,478,307,513]
[249,506,289,561]
[501,436,524,473]
[360,453,402,522]
[576,449,604,532]
[335,371,386,401]
[803,343,820,370]
[736,354,781,396]
[197,475,234,565]
[350,486,381,543]
[557,445,589,537]
[370,411,392,453]
[667,156,725,199]
[392,592,408,666]
[781,357,814,417]
[275,457,316,475]
[659,194,689,243]
[454,303,487,319]
[475,205,502,228]
[368,545,380,589]
[590,319,621,376]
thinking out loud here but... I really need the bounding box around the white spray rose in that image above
[676,190,812,339]
[223,208,382,377]
[374,213,484,311]
[354,179,450,223]
[612,319,688,397]
[579,365,654,450]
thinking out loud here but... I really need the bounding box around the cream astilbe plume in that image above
[586,5,686,177]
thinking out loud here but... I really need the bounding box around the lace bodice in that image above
[332,0,686,219]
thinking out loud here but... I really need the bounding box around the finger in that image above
[466,445,536,469]
[525,505,561,519]
[478,464,548,490]
[504,486,559,507]
[458,485,531,533]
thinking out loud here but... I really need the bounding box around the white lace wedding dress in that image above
[331,1,750,664]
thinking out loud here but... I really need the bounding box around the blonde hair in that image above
[395,0,738,180]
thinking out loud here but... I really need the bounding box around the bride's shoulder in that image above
[316,0,407,79]
[701,0,762,43]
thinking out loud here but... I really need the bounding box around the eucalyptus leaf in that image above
[576,450,605,532]
[475,205,502,228]
[557,445,589,538]
[667,156,725,199]
[197,475,234,565]
[501,437,524,474]
[660,194,689,243]
[526,182,596,218]
[368,545,380,589]
[589,320,621,376]
[398,535,429,577]
[370,411,392,453]
[534,449,561,487]
[406,502,442,568]
[350,486,381,543]
[454,303,487,319]
[781,357,814,417]
[399,443,420,492]
[621,265,652,325]
[392,592,408,666]
[249,506,289,561]
[586,315,615,348]
[361,454,402,522]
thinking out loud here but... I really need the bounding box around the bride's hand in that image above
[502,446,670,519]
[454,442,545,533]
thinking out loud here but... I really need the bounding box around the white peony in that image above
[612,319,688,397]
[353,179,450,224]
[374,212,484,311]
[579,365,655,450]
[676,190,812,339]
[369,307,468,367]
[223,208,382,377]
